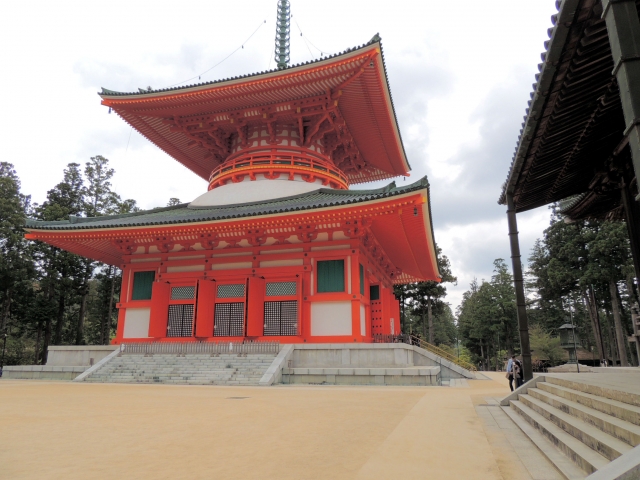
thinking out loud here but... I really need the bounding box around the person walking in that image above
[506,355,515,391]
[514,358,524,388]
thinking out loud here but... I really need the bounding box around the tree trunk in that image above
[34,323,41,365]
[54,292,65,345]
[41,284,54,365]
[422,311,427,340]
[583,288,605,361]
[427,297,434,344]
[0,288,12,332]
[104,267,116,344]
[76,287,88,346]
[604,310,618,365]
[609,279,629,366]
[480,342,485,371]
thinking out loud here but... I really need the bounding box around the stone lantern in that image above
[558,323,579,364]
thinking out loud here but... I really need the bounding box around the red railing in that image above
[208,150,349,190]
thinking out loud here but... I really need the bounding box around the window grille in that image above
[214,302,245,336]
[131,271,155,300]
[217,284,245,298]
[317,260,345,293]
[167,304,194,337]
[264,301,298,336]
[171,286,195,300]
[266,281,297,296]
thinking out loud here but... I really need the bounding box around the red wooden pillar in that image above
[114,267,131,343]
[148,282,171,338]
[381,285,392,335]
[246,277,264,337]
[195,279,216,337]
[350,254,362,341]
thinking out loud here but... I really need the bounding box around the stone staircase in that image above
[502,376,640,479]
[83,353,277,386]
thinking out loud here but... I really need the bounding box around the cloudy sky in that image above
[1,0,557,310]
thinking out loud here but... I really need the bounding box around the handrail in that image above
[208,150,349,190]
[409,335,477,372]
[371,334,477,372]
[120,341,280,356]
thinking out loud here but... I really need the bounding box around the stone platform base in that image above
[547,363,592,373]
[3,365,87,380]
[282,366,440,386]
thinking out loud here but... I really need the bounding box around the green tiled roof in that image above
[26,177,430,231]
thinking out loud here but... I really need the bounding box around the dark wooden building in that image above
[499,0,640,379]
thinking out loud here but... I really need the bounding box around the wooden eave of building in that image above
[24,178,439,284]
[498,0,638,219]
[99,36,410,185]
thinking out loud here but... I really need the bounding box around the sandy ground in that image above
[0,373,558,480]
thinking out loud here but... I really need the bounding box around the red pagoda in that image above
[25,32,440,344]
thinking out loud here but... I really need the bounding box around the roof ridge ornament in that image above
[275,0,291,70]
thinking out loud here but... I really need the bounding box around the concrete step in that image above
[529,387,640,447]
[545,376,640,409]
[510,399,609,475]
[537,382,640,428]
[501,405,590,480]
[83,353,275,386]
[519,394,632,461]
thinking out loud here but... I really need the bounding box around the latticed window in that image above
[131,271,155,300]
[171,286,195,300]
[167,304,194,337]
[217,284,245,298]
[264,301,298,336]
[317,260,344,293]
[214,302,245,336]
[266,281,297,296]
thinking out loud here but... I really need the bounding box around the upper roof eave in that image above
[99,35,382,101]
[497,0,579,207]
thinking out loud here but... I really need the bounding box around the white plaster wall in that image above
[166,265,205,273]
[311,301,352,336]
[211,262,252,270]
[260,259,303,268]
[311,244,349,251]
[130,257,161,263]
[360,304,366,336]
[189,175,324,208]
[123,308,151,338]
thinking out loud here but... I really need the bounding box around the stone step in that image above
[510,399,608,475]
[537,382,640,429]
[501,405,589,480]
[83,353,274,386]
[519,394,632,461]
[530,387,640,447]
[545,377,640,408]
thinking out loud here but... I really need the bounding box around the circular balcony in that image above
[208,147,349,191]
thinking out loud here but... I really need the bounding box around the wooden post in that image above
[603,0,640,195]
[506,192,533,382]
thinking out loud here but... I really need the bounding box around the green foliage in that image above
[529,325,564,366]
[0,156,139,364]
[395,247,457,346]
[526,208,635,365]
[457,259,520,366]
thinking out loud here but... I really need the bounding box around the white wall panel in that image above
[123,308,151,338]
[311,301,352,336]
